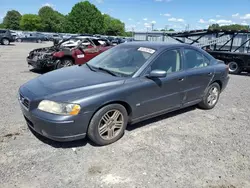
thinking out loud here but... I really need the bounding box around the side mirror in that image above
[147,69,167,78]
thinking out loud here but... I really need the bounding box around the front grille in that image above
[19,93,30,109]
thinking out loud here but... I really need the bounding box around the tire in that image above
[56,58,74,69]
[87,104,128,146]
[198,82,221,110]
[1,38,10,45]
[228,61,241,74]
[17,38,22,42]
[37,39,42,43]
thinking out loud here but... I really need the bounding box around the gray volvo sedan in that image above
[19,42,229,145]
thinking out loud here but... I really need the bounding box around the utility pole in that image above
[151,23,154,31]
[132,26,134,38]
[185,24,190,31]
[165,25,169,31]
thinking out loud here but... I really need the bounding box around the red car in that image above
[27,37,114,70]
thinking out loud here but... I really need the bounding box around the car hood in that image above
[20,65,126,101]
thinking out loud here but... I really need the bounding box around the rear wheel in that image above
[228,61,241,74]
[198,82,220,110]
[1,38,10,45]
[56,58,74,69]
[87,104,128,146]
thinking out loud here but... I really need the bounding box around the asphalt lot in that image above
[0,42,250,188]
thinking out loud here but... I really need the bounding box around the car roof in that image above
[119,41,194,50]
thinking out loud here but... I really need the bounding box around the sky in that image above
[1,0,250,31]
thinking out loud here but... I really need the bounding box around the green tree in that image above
[160,28,175,31]
[67,1,104,34]
[220,24,249,30]
[208,24,221,30]
[124,31,132,37]
[208,24,249,31]
[0,23,5,28]
[103,14,125,35]
[3,10,22,30]
[20,14,42,31]
[38,6,65,32]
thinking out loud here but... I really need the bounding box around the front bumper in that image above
[19,100,93,142]
[27,57,55,69]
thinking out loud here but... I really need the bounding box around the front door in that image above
[134,48,186,118]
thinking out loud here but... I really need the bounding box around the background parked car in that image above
[27,36,114,70]
[16,32,48,43]
[0,29,15,45]
[111,37,125,45]
[47,33,63,42]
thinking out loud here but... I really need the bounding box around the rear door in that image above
[182,48,214,105]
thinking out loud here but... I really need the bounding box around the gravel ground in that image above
[0,42,250,188]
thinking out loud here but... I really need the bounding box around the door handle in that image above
[178,78,184,82]
[208,72,212,75]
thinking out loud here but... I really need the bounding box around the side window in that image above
[184,49,210,69]
[151,49,181,74]
[0,30,6,34]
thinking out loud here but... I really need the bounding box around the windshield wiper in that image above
[84,62,96,71]
[97,67,118,76]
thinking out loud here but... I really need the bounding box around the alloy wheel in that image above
[98,110,124,140]
[207,86,219,106]
[2,39,9,45]
[57,60,73,69]
[62,60,73,67]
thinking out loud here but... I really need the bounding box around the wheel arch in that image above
[94,100,132,118]
[210,80,222,91]
[60,55,75,63]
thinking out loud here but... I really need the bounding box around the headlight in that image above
[38,100,81,115]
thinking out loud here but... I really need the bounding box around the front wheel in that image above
[1,38,10,45]
[198,82,221,110]
[56,58,74,69]
[87,104,128,146]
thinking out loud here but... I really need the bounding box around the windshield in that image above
[87,46,156,77]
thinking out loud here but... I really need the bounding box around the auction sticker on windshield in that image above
[137,47,156,54]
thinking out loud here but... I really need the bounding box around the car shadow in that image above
[127,105,197,131]
[236,72,250,77]
[0,44,16,46]
[29,105,197,148]
[29,68,51,74]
